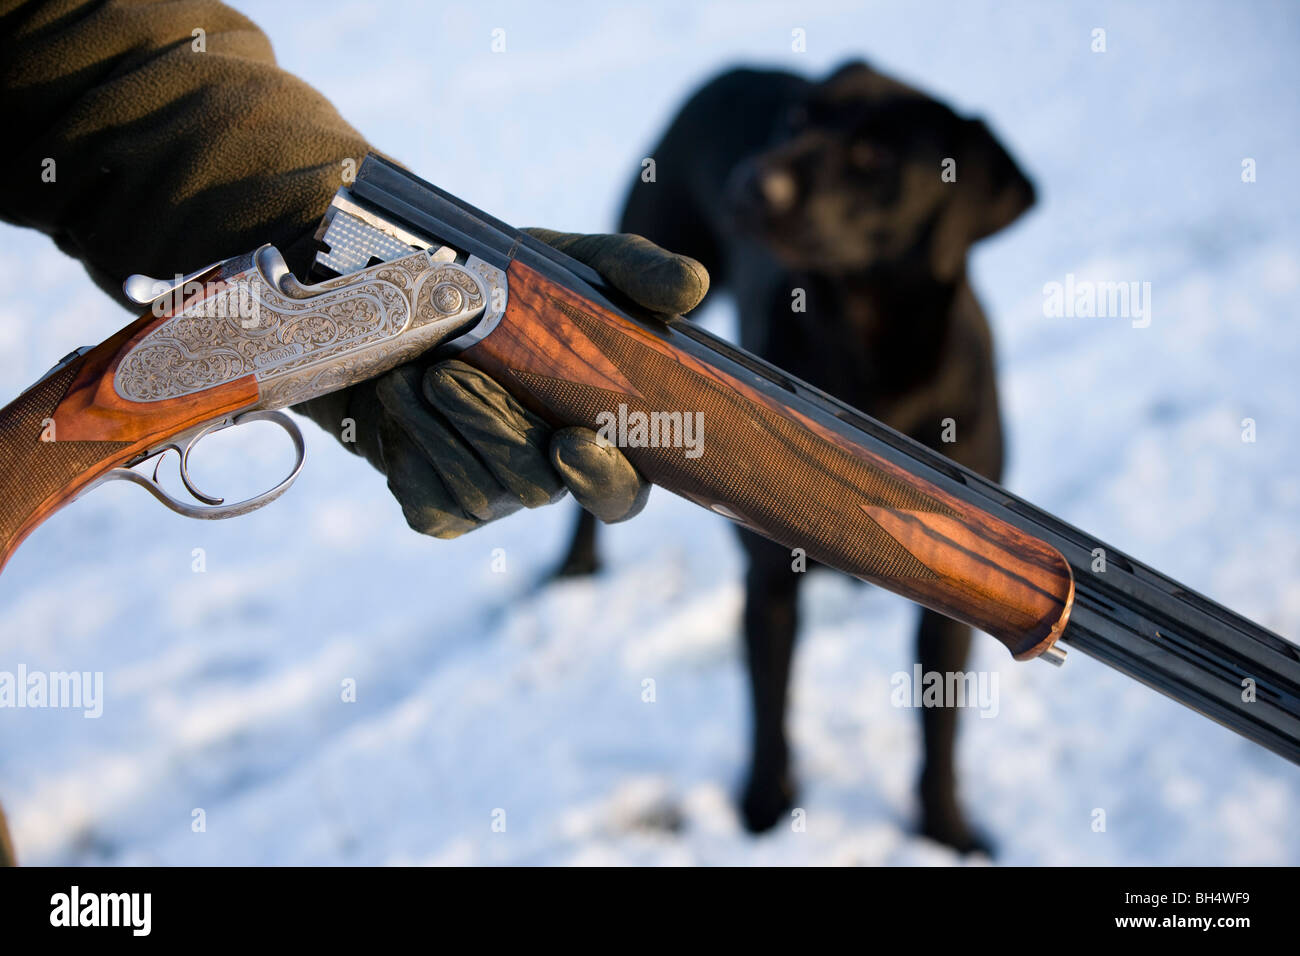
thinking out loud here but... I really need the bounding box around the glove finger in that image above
[422,360,566,509]
[374,365,521,523]
[523,228,709,316]
[549,426,651,523]
[377,418,479,539]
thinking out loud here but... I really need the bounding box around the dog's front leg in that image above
[553,508,602,578]
[915,609,993,856]
[738,532,802,833]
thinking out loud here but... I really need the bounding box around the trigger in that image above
[179,421,231,505]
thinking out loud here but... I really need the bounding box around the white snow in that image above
[0,0,1297,865]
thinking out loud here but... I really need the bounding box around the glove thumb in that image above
[549,426,650,523]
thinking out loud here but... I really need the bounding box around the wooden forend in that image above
[462,260,1074,659]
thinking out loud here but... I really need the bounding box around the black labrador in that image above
[558,61,1034,854]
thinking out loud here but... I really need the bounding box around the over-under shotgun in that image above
[2,155,1297,762]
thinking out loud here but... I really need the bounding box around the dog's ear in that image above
[822,59,921,102]
[826,59,874,84]
[931,117,1035,280]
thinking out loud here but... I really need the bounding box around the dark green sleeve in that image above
[0,0,371,307]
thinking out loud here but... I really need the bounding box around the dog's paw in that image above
[918,810,997,858]
[739,771,798,834]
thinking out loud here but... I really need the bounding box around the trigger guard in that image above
[98,410,306,520]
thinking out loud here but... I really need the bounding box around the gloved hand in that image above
[295,230,709,538]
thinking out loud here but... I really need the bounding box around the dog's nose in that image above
[758,169,798,213]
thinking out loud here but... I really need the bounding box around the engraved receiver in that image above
[0,239,504,570]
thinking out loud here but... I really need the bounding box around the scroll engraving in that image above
[114,250,490,407]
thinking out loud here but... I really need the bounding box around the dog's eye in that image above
[850,143,877,168]
[849,142,891,170]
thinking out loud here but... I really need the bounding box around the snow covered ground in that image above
[1,0,1297,865]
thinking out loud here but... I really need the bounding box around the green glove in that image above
[295,231,708,538]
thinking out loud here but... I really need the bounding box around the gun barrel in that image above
[671,313,1300,764]
[342,154,1300,764]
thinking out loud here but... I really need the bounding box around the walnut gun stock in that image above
[1,154,1296,764]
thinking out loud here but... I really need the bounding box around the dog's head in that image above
[726,61,1035,278]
